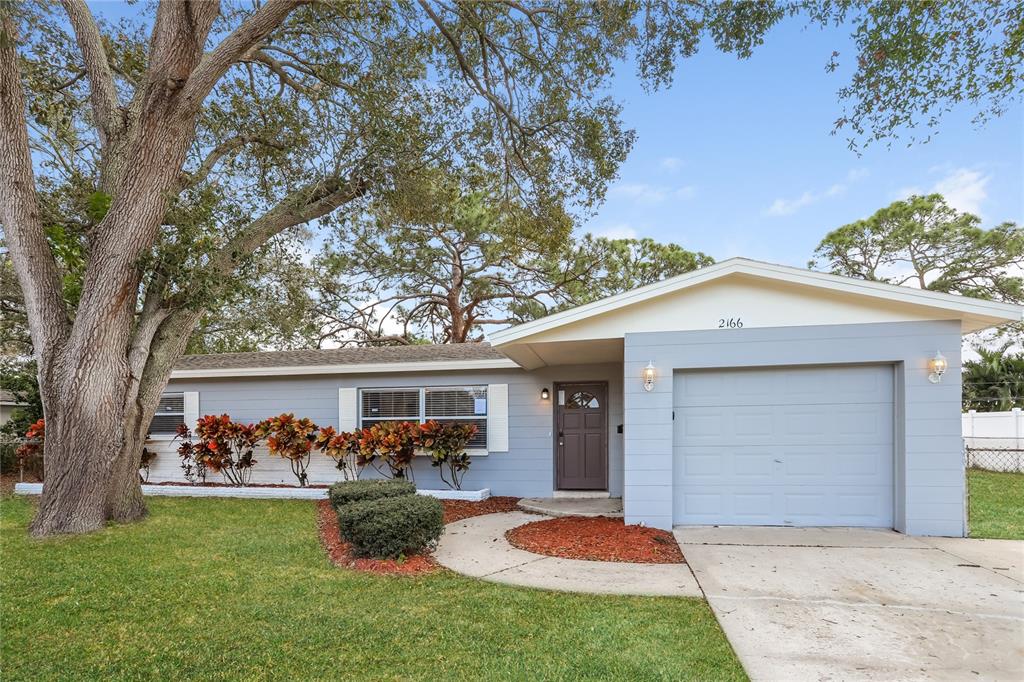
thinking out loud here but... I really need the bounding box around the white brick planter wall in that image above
[13,482,491,501]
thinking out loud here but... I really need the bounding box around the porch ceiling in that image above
[498,338,623,370]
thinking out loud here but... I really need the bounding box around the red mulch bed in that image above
[442,495,521,524]
[506,516,684,564]
[315,499,437,575]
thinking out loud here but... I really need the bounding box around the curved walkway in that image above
[435,511,701,597]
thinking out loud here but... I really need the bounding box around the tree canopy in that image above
[314,181,712,345]
[810,194,1024,304]
[963,345,1024,412]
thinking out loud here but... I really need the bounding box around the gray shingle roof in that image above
[174,343,507,371]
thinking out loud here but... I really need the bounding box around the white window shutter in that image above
[486,384,509,452]
[339,388,358,431]
[183,391,200,430]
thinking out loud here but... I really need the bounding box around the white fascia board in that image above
[169,357,521,379]
[488,257,1024,345]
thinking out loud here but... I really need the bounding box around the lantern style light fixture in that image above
[928,351,948,384]
[642,361,656,392]
[540,386,550,401]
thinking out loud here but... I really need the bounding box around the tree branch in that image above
[205,174,369,284]
[59,0,124,151]
[179,0,310,115]
[0,14,71,360]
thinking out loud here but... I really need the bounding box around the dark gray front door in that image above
[555,382,608,490]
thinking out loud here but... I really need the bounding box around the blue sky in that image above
[582,19,1024,267]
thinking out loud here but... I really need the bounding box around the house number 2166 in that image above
[718,317,743,328]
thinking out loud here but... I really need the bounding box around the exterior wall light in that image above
[540,387,550,401]
[642,361,656,392]
[928,351,948,384]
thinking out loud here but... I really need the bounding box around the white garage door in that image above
[673,365,894,527]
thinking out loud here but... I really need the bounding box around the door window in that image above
[565,391,600,409]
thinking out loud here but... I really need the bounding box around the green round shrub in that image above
[328,479,416,510]
[336,494,444,559]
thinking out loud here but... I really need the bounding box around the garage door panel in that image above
[677,365,893,407]
[674,445,779,483]
[673,365,894,527]
[679,404,891,447]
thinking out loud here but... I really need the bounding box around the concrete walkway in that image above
[677,526,1024,681]
[435,511,701,597]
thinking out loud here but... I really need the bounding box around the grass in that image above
[0,496,745,681]
[968,469,1024,540]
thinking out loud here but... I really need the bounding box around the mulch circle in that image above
[506,515,685,564]
[315,495,523,576]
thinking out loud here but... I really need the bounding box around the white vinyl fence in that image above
[963,409,1024,473]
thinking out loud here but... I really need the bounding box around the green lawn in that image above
[968,469,1024,540]
[0,496,744,681]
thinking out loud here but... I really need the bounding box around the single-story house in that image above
[0,389,28,427]
[149,258,1023,536]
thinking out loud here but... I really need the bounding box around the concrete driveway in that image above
[675,526,1024,681]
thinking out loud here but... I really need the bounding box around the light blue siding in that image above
[162,363,623,497]
[623,320,964,536]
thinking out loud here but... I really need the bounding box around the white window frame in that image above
[358,386,489,455]
[148,392,186,439]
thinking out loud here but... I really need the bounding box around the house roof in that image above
[170,342,517,378]
[489,257,1024,347]
[0,389,25,405]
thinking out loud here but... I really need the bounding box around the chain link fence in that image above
[964,437,1024,473]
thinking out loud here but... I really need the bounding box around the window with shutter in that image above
[149,393,185,435]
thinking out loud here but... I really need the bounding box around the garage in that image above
[673,364,894,527]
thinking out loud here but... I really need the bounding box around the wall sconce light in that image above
[540,387,550,401]
[642,361,656,392]
[928,351,948,384]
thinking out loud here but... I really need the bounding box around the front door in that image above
[555,382,608,490]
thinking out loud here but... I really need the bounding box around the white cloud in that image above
[765,191,816,216]
[611,183,667,204]
[660,157,684,172]
[892,167,989,215]
[764,168,869,217]
[931,168,989,215]
[610,182,696,205]
[894,185,921,200]
[592,223,638,239]
[846,168,870,182]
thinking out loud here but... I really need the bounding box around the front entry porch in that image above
[518,496,623,518]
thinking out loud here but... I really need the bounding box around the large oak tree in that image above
[2,1,1021,536]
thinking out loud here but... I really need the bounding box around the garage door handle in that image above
[774,459,782,463]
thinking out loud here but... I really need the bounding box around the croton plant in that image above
[176,415,259,487]
[257,414,319,487]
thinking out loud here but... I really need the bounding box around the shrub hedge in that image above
[336,494,444,559]
[328,479,416,510]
